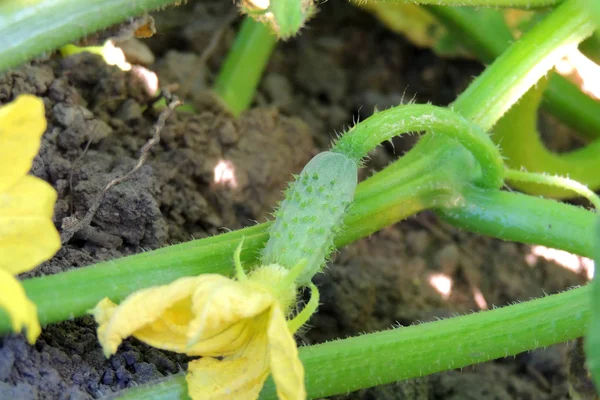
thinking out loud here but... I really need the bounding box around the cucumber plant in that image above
[0,0,599,399]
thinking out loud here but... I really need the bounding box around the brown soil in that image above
[0,1,588,399]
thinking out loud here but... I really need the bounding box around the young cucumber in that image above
[262,151,358,284]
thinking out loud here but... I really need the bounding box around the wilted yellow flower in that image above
[94,243,319,400]
[0,95,61,343]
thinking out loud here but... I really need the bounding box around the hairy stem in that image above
[451,0,595,131]
[505,169,600,209]
[437,185,596,258]
[358,0,561,7]
[427,5,600,140]
[331,104,504,188]
[276,283,588,398]
[116,284,591,399]
[0,0,181,73]
[213,18,277,116]
[585,218,600,388]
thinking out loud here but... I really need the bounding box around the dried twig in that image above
[60,90,181,244]
[69,138,93,212]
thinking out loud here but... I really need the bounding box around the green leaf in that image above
[0,0,181,73]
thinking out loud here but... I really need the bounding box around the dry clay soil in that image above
[0,1,590,399]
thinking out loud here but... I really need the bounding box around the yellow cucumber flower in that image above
[0,95,61,343]
[94,242,319,400]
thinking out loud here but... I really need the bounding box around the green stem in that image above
[495,76,600,198]
[585,217,600,388]
[450,0,595,131]
[212,18,277,117]
[578,0,600,27]
[437,185,596,258]
[366,0,563,9]
[361,0,561,7]
[116,284,591,400]
[505,169,600,210]
[270,285,588,397]
[361,139,597,257]
[428,5,600,140]
[0,0,181,73]
[332,104,504,189]
[344,135,477,240]
[115,376,188,400]
[0,136,471,333]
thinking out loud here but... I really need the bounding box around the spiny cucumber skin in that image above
[262,151,358,284]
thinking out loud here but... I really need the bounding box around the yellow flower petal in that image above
[137,316,255,357]
[188,277,273,344]
[94,298,118,326]
[187,314,271,400]
[268,305,306,400]
[0,95,47,192]
[92,264,307,400]
[187,357,268,400]
[0,268,41,344]
[0,175,60,274]
[94,276,267,357]
[93,276,205,356]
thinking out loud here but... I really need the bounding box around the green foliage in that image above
[0,0,180,73]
